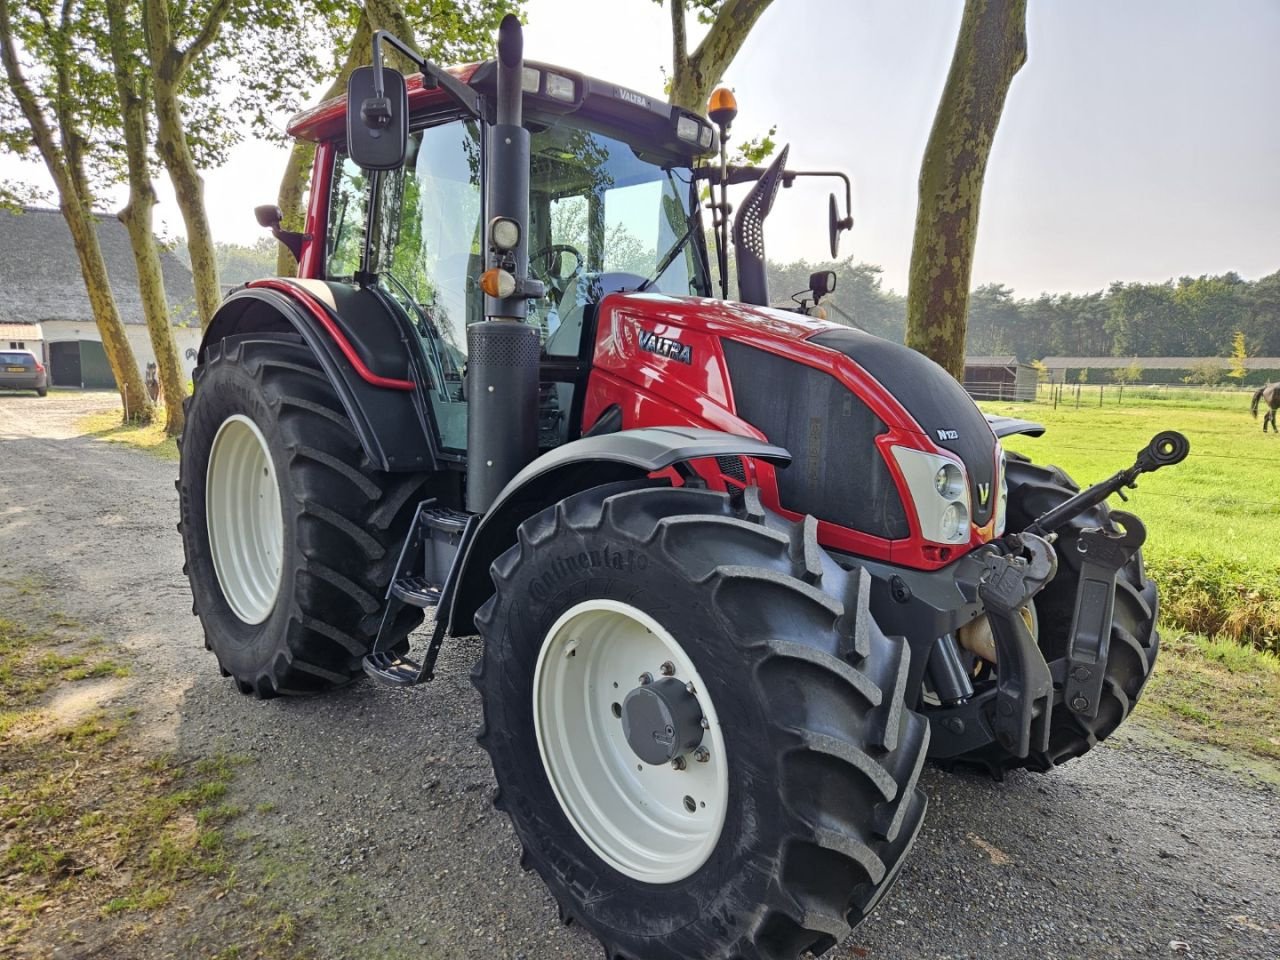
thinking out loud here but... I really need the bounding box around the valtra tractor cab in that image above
[178,16,1187,959]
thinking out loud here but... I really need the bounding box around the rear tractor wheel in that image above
[177,334,429,697]
[474,483,930,960]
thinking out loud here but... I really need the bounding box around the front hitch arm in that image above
[976,533,1058,759]
[1024,431,1189,538]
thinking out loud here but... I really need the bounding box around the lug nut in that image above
[671,756,687,771]
[699,717,710,730]
[693,747,710,763]
[660,661,676,677]
[638,672,653,686]
[685,682,696,695]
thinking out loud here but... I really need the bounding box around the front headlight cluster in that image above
[891,447,971,545]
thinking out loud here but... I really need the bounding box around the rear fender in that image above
[446,427,791,636]
[199,280,435,472]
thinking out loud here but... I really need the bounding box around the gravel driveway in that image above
[2,392,1278,960]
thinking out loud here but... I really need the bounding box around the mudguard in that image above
[984,413,1046,439]
[446,427,792,635]
[199,280,435,472]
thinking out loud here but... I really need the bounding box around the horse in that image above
[1252,382,1279,433]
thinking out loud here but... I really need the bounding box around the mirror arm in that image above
[369,30,481,120]
[781,170,854,224]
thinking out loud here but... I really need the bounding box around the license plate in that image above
[5,366,25,372]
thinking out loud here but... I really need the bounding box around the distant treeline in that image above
[204,238,1279,363]
[769,259,1280,361]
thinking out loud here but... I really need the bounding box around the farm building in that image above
[962,356,1039,401]
[1042,356,1280,386]
[0,206,202,389]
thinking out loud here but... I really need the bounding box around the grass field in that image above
[982,386,1280,651]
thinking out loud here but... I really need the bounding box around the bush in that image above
[1146,554,1280,655]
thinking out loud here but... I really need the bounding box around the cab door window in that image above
[368,119,484,453]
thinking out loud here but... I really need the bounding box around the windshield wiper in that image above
[636,224,694,293]
[636,171,697,293]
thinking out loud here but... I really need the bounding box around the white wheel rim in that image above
[206,414,284,625]
[533,599,729,884]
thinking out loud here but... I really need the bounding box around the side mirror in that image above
[346,65,408,171]
[828,192,853,259]
[254,204,283,229]
[808,270,837,301]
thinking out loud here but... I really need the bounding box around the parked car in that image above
[0,349,48,397]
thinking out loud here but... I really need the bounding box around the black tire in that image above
[177,334,429,697]
[948,455,1159,777]
[473,483,929,960]
[36,387,47,397]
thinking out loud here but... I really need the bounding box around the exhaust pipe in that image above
[466,14,540,513]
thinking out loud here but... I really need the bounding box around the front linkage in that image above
[937,430,1188,759]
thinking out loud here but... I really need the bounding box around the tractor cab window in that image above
[368,118,485,453]
[526,122,705,359]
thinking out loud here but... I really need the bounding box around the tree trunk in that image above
[0,0,151,421]
[667,0,773,111]
[275,140,316,276]
[106,0,185,434]
[905,0,1027,380]
[64,201,155,421]
[153,77,221,330]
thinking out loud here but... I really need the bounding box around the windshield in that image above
[526,121,707,339]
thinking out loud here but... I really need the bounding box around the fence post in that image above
[1099,385,1103,407]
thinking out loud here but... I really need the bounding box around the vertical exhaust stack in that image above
[466,14,541,514]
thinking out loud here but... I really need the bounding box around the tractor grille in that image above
[722,340,909,540]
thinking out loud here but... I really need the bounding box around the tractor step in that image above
[362,650,425,685]
[391,575,443,608]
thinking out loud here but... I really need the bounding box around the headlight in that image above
[890,446,972,545]
[934,463,964,499]
[940,501,969,541]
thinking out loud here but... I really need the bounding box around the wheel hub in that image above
[532,599,730,883]
[621,676,704,765]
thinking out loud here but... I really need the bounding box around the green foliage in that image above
[1182,358,1224,385]
[732,124,777,165]
[1111,359,1143,385]
[960,270,1280,364]
[1228,330,1249,381]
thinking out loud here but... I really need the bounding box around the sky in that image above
[3,0,1277,296]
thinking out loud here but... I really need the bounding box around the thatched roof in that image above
[0,206,196,327]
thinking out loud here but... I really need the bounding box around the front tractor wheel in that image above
[474,484,930,960]
[947,455,1160,776]
[178,334,429,697]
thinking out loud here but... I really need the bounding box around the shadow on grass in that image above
[76,409,179,462]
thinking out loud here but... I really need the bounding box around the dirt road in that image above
[2,392,1278,959]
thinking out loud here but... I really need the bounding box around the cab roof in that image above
[286,60,717,162]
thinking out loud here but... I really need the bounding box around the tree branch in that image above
[176,0,233,74]
[686,0,771,89]
[670,0,688,79]
[0,0,70,192]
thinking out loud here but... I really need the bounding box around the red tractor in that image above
[178,17,1187,959]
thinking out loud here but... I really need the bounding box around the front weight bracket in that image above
[977,533,1058,759]
[1063,511,1146,719]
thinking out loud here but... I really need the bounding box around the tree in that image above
[664,0,774,112]
[0,0,153,421]
[1111,359,1143,385]
[1183,359,1224,386]
[1227,330,1249,382]
[141,0,235,330]
[105,0,186,434]
[905,0,1027,379]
